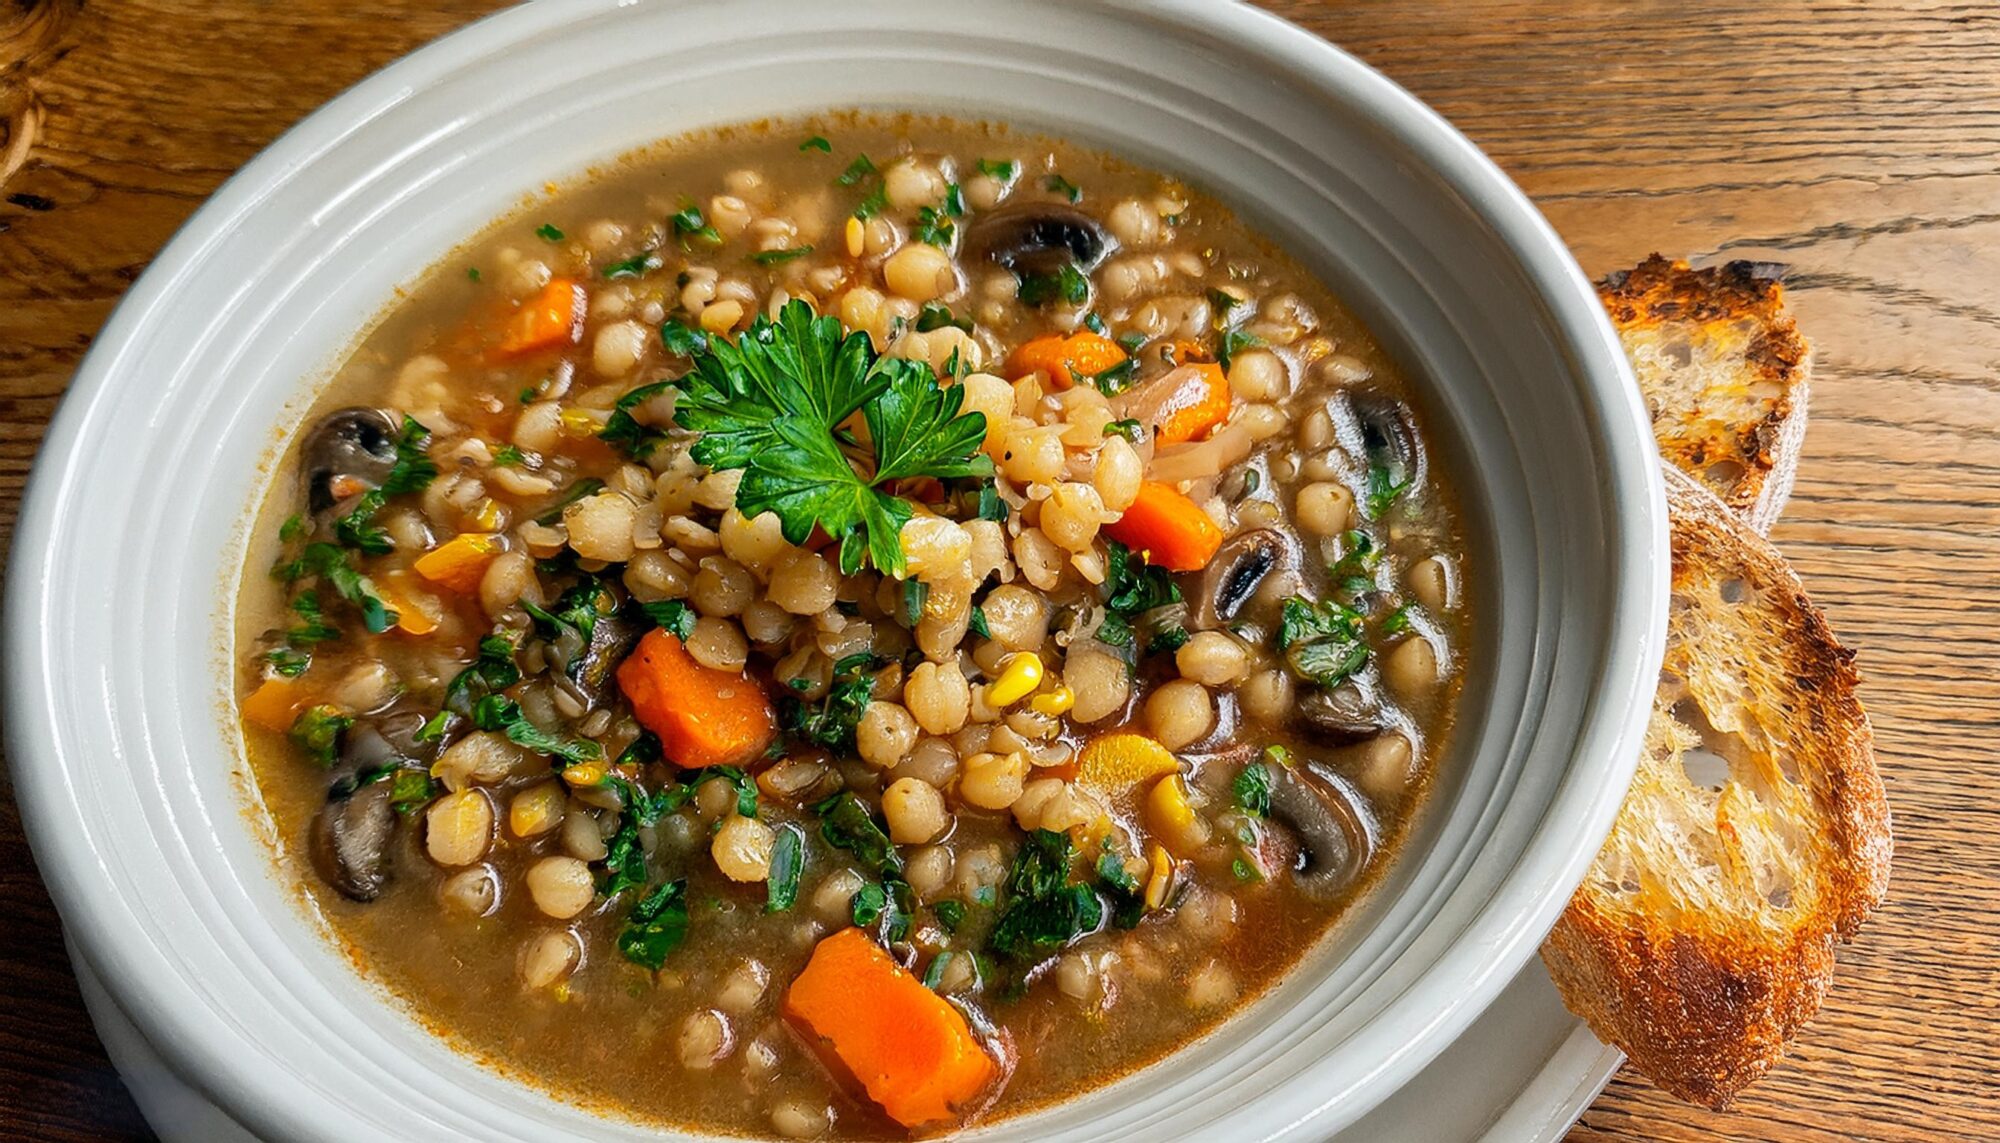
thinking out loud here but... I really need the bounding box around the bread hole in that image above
[1718,577,1746,604]
[1679,746,1731,791]
[1705,459,1746,487]
[1766,883,1793,910]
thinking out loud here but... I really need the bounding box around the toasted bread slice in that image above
[1541,466,1891,1108]
[1600,256,1810,533]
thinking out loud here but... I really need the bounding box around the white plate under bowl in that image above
[6,1,1664,1140]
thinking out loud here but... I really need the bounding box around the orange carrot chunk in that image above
[783,928,997,1129]
[242,677,307,733]
[1005,330,1127,390]
[496,278,584,356]
[412,532,503,595]
[1102,481,1224,572]
[1148,361,1232,444]
[615,628,776,770]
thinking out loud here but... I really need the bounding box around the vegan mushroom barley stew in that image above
[237,115,1472,1138]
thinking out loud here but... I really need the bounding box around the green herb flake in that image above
[800,135,833,153]
[990,830,1105,960]
[766,823,806,912]
[977,158,1019,182]
[1103,539,1182,617]
[330,416,437,555]
[278,514,306,543]
[784,652,879,755]
[532,477,605,526]
[598,380,676,459]
[1147,624,1190,654]
[851,881,888,927]
[265,647,311,677]
[968,604,991,640]
[935,899,967,933]
[813,790,902,875]
[921,951,954,991]
[466,267,482,282]
[1082,311,1108,335]
[518,385,538,404]
[387,769,438,814]
[916,303,970,333]
[288,705,351,767]
[836,154,878,186]
[913,205,955,246]
[1232,857,1265,883]
[660,318,708,357]
[490,444,525,468]
[1382,605,1414,635]
[1234,761,1273,818]
[471,694,603,767]
[751,245,815,266]
[618,879,690,970]
[641,599,697,641]
[297,543,396,633]
[1263,743,1294,768]
[853,183,889,221]
[1017,263,1089,307]
[1045,173,1082,202]
[900,578,929,628]
[943,183,966,217]
[535,222,565,242]
[670,205,721,247]
[601,250,662,280]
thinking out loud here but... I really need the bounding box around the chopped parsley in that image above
[813,790,902,875]
[1207,287,1245,325]
[286,543,395,633]
[968,604,991,640]
[600,250,662,279]
[1103,418,1142,442]
[785,652,879,755]
[1016,263,1089,307]
[1382,604,1414,635]
[751,245,814,265]
[1045,173,1082,202]
[977,158,1019,182]
[916,302,971,333]
[670,205,721,247]
[1330,530,1378,598]
[598,380,675,459]
[1217,329,1262,372]
[265,647,312,677]
[640,599,697,641]
[532,477,605,525]
[490,444,525,467]
[836,154,878,186]
[534,222,565,242]
[1103,539,1182,616]
[471,694,603,768]
[990,830,1104,961]
[935,898,967,932]
[766,823,806,912]
[287,705,350,767]
[1276,596,1370,688]
[800,135,833,153]
[466,267,481,282]
[660,318,709,357]
[669,299,993,576]
[618,878,690,970]
[1233,761,1274,817]
[913,205,955,246]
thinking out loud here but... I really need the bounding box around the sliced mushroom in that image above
[311,779,395,902]
[1297,679,1386,744]
[301,407,399,514]
[1266,763,1370,899]
[964,202,1114,277]
[561,608,643,711]
[1191,528,1292,629]
[1345,393,1418,489]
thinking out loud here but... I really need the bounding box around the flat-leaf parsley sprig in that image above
[660,299,993,577]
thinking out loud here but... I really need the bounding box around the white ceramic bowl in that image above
[4,1,1666,1139]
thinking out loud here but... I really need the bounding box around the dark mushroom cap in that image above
[1266,763,1371,899]
[1344,392,1420,489]
[561,607,643,712]
[310,779,395,902]
[1191,527,1293,629]
[964,202,1114,277]
[301,407,400,514]
[1297,678,1387,744]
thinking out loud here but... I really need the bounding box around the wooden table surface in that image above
[3,1,1995,1139]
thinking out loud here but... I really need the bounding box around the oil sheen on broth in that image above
[236,113,1471,1139]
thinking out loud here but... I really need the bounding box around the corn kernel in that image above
[559,408,604,436]
[471,498,505,531]
[845,215,865,258]
[562,762,605,787]
[986,652,1044,707]
[1029,684,1075,717]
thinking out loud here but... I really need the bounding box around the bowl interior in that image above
[4,2,1664,1140]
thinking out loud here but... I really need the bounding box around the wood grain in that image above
[1,1,1994,1139]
